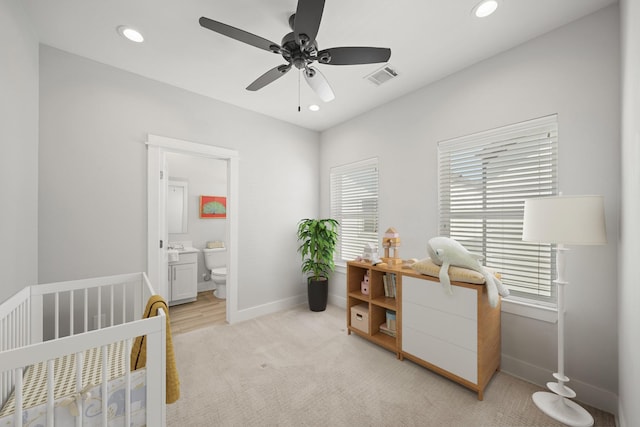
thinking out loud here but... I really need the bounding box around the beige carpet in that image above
[167,305,615,426]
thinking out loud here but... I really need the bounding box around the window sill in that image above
[501,297,557,323]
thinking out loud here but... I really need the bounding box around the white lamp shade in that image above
[522,195,607,245]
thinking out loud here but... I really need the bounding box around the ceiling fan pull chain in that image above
[298,70,301,112]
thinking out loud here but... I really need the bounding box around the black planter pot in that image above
[307,277,328,312]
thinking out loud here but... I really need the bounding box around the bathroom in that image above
[166,151,228,326]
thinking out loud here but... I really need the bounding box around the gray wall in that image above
[0,0,39,302]
[320,5,620,413]
[619,1,640,426]
[38,46,319,311]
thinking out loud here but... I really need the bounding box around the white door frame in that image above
[147,134,239,324]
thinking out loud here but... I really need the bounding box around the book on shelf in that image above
[383,274,389,297]
[382,273,397,298]
[385,310,396,331]
[379,322,397,337]
[391,274,396,298]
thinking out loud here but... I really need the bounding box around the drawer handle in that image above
[356,314,363,320]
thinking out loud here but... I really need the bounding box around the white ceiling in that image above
[24,0,616,131]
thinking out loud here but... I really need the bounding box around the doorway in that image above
[146,134,239,324]
[169,291,226,334]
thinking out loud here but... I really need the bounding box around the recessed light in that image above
[117,25,144,43]
[473,0,498,18]
[309,104,320,112]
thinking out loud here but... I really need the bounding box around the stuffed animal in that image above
[427,237,509,308]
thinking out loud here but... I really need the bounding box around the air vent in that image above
[365,65,398,86]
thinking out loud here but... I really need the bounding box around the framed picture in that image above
[199,196,227,218]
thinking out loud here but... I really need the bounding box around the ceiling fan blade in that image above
[293,0,325,49]
[246,64,292,91]
[304,66,335,102]
[317,47,391,65]
[199,17,282,54]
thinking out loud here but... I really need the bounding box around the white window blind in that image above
[438,115,558,302]
[331,158,379,263]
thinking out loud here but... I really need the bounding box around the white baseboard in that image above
[233,293,345,324]
[197,281,215,292]
[328,293,346,309]
[617,402,626,427]
[501,354,618,417]
[233,294,307,323]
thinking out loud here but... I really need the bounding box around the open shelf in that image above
[371,295,396,310]
[370,331,397,351]
[347,261,400,357]
[348,291,369,303]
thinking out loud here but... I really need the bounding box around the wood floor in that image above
[169,291,226,334]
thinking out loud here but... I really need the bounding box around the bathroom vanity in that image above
[168,246,199,305]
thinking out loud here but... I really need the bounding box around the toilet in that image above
[203,246,227,299]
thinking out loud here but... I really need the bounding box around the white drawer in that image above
[403,300,477,352]
[402,276,477,321]
[403,325,477,383]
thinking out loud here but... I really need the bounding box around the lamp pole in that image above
[531,244,594,427]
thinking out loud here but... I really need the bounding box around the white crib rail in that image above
[0,287,31,407]
[30,272,149,340]
[0,272,165,427]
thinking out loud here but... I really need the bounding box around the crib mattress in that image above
[0,341,147,426]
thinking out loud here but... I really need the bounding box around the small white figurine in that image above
[362,243,379,264]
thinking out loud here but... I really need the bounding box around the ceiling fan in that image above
[199,0,391,103]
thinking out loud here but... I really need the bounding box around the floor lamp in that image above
[522,195,607,427]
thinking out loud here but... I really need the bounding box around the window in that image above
[330,158,379,263]
[438,115,558,303]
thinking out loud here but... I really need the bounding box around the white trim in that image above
[330,156,378,174]
[146,134,240,324]
[617,403,625,427]
[438,114,558,148]
[233,294,307,323]
[501,297,558,323]
[147,134,238,159]
[328,294,346,309]
[501,354,618,416]
[146,144,166,300]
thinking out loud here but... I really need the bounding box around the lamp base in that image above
[532,391,594,427]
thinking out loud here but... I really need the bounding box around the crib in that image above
[0,272,167,427]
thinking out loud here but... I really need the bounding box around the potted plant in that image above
[297,218,339,312]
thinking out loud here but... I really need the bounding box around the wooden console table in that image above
[346,260,501,400]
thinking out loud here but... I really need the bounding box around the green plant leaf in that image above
[296,218,340,281]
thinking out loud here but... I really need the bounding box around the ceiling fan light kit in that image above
[304,66,335,102]
[199,0,391,104]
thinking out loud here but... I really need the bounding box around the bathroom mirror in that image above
[168,179,188,234]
